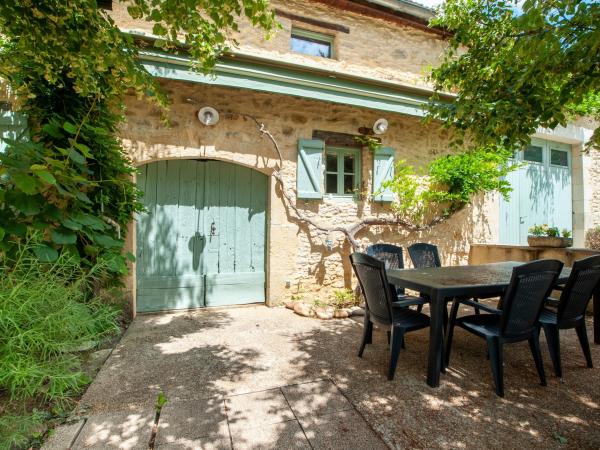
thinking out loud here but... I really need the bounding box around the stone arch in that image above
[123,141,280,176]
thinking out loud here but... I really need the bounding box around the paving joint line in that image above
[329,377,393,450]
[279,386,314,450]
[223,398,235,450]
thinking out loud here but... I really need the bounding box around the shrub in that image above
[529,224,571,238]
[586,226,600,250]
[0,239,121,449]
[331,289,358,308]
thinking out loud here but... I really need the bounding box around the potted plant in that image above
[528,224,573,248]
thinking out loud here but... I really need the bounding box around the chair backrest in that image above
[407,243,441,269]
[557,255,600,325]
[365,244,405,296]
[350,252,394,326]
[365,244,404,270]
[500,259,563,338]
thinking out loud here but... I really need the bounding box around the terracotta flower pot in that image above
[527,236,572,248]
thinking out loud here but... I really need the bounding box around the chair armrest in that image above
[545,297,560,306]
[393,295,427,308]
[457,298,502,315]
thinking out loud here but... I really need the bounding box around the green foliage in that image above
[0,411,47,450]
[383,147,514,224]
[0,238,122,449]
[331,289,357,308]
[428,0,600,151]
[0,0,277,268]
[553,432,568,445]
[155,391,168,412]
[0,240,120,405]
[354,135,382,152]
[528,224,571,238]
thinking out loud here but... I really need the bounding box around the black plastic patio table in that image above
[386,261,574,388]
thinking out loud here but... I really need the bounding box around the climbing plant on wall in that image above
[383,147,514,225]
[0,0,277,270]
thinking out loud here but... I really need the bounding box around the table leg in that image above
[594,292,600,345]
[427,289,445,387]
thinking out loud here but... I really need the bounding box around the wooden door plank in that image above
[135,164,148,277]
[250,170,267,274]
[142,162,159,276]
[203,160,220,274]
[195,161,206,276]
[219,162,236,273]
[176,161,199,277]
[235,164,253,273]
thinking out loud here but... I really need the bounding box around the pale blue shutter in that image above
[297,139,324,199]
[372,147,394,202]
[0,108,28,153]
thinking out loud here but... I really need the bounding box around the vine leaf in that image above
[50,229,77,245]
[33,244,59,262]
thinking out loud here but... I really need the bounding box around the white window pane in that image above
[291,35,331,58]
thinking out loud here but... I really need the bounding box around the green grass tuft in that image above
[0,239,122,448]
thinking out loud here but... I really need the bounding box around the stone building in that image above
[2,0,597,314]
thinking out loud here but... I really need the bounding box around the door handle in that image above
[210,221,217,236]
[519,216,525,224]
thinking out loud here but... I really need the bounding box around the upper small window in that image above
[523,145,543,163]
[550,148,569,167]
[290,28,333,58]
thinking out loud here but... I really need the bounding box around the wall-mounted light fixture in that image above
[197,106,219,126]
[372,118,388,135]
[358,118,389,136]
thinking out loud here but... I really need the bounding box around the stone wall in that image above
[122,79,497,305]
[108,0,447,90]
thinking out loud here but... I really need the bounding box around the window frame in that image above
[290,27,335,59]
[324,147,361,198]
[549,147,570,168]
[522,144,545,164]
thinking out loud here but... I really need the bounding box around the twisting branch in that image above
[188,102,459,251]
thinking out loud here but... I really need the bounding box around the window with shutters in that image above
[297,139,394,201]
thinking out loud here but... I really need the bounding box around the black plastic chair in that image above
[407,242,480,317]
[365,244,426,308]
[445,259,563,397]
[407,243,442,269]
[538,255,600,377]
[350,252,430,380]
[366,244,406,297]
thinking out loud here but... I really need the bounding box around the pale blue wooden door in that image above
[499,139,572,245]
[136,160,266,312]
[203,161,267,307]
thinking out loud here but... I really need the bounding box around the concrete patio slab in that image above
[225,388,295,432]
[72,409,154,450]
[281,380,353,417]
[301,409,389,450]
[41,420,85,450]
[155,398,228,447]
[229,420,310,450]
[75,305,600,449]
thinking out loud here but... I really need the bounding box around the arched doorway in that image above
[135,159,267,313]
